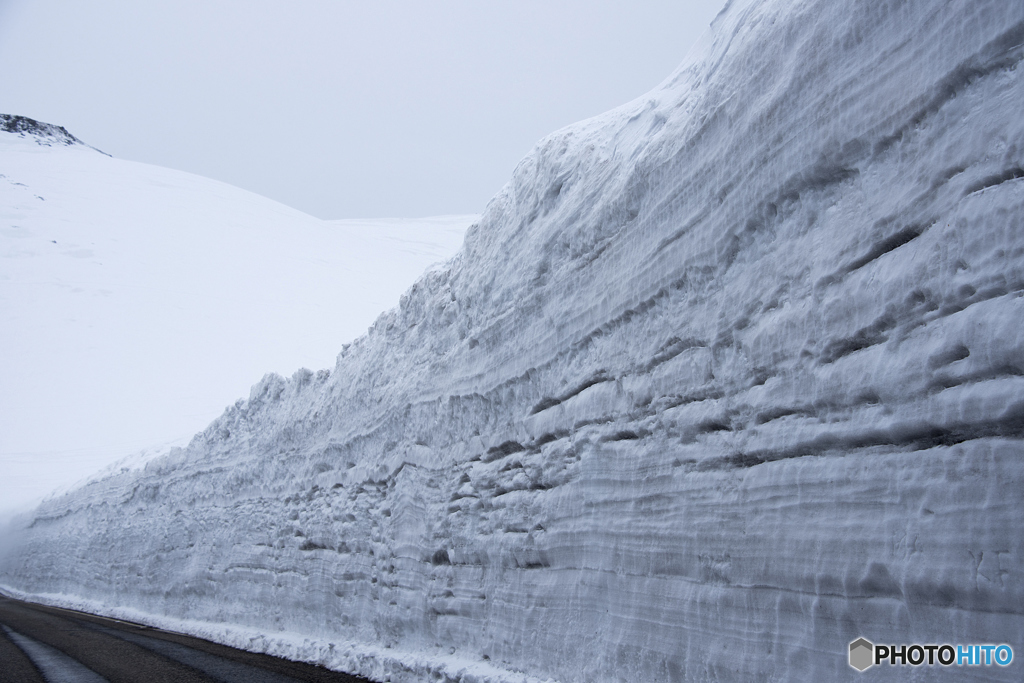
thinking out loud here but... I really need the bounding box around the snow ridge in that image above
[0,114,103,153]
[3,1,1024,682]
[0,123,474,518]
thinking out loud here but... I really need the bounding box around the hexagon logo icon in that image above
[849,638,874,671]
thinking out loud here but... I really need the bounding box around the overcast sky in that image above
[0,1,723,219]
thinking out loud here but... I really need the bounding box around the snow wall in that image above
[3,1,1024,681]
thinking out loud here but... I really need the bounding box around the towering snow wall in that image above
[3,1,1024,681]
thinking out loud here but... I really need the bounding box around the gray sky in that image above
[0,1,723,219]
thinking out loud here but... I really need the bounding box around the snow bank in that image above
[4,1,1024,681]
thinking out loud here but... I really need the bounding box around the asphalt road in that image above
[0,596,374,683]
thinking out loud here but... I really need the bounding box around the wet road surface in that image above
[0,595,373,683]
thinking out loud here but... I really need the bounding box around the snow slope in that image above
[4,1,1024,681]
[0,123,473,518]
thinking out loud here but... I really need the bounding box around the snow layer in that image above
[4,1,1024,681]
[0,125,472,517]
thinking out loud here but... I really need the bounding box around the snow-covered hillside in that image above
[3,1,1024,681]
[0,124,473,517]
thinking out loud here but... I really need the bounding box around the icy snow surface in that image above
[4,1,1024,681]
[0,127,473,518]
